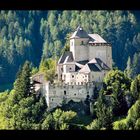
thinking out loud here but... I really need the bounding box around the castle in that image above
[32,26,112,111]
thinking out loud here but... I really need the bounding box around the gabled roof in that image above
[58,51,74,64]
[88,34,106,43]
[95,58,110,70]
[79,58,110,73]
[79,64,91,73]
[76,60,89,65]
[75,65,81,72]
[70,26,89,39]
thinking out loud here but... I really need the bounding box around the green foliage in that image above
[95,94,113,129]
[130,52,140,78]
[113,99,140,130]
[0,90,9,103]
[39,58,56,83]
[12,61,32,103]
[130,74,140,103]
[103,70,131,116]
[1,10,140,91]
[31,67,38,75]
[86,119,101,130]
[113,118,128,130]
[125,56,132,78]
[41,109,77,130]
[0,61,48,129]
[0,11,44,87]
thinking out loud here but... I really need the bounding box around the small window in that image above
[74,93,76,96]
[69,67,72,70]
[87,95,89,98]
[52,99,53,101]
[64,90,66,95]
[81,41,84,45]
[71,41,73,46]
[72,75,74,78]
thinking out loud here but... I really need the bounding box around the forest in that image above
[0,10,140,130]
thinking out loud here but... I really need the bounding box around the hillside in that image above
[0,10,140,91]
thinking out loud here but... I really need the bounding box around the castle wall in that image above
[89,71,106,82]
[88,44,112,68]
[57,64,63,80]
[106,45,112,69]
[63,72,90,85]
[89,45,106,63]
[63,63,75,73]
[44,83,95,110]
[76,73,89,85]
[62,72,77,84]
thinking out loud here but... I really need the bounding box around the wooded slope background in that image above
[0,10,140,91]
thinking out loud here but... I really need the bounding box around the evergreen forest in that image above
[1,10,140,130]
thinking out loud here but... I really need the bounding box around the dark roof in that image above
[75,65,81,72]
[95,58,110,70]
[76,60,89,65]
[88,63,101,71]
[58,51,74,64]
[70,26,89,39]
[79,58,110,73]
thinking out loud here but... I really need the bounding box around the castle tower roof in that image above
[58,51,74,64]
[70,26,89,39]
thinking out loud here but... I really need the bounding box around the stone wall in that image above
[43,82,95,110]
[89,44,112,68]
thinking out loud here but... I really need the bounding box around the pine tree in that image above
[95,93,113,129]
[130,74,140,103]
[125,56,132,78]
[12,61,32,103]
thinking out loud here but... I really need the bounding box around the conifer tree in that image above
[125,56,132,78]
[130,74,140,103]
[12,61,32,103]
[95,93,113,129]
